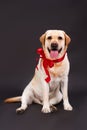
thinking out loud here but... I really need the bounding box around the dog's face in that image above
[40,30,71,60]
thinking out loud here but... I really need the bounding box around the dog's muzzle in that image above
[51,43,58,50]
[47,43,62,59]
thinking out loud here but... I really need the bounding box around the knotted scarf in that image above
[37,48,66,83]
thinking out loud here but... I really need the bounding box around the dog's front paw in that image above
[41,106,51,113]
[64,103,73,111]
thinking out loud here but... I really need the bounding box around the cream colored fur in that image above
[5,30,73,113]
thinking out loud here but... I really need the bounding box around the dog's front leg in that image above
[61,76,73,111]
[41,82,51,113]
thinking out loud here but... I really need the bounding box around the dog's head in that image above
[40,30,71,60]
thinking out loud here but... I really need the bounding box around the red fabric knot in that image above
[37,48,66,83]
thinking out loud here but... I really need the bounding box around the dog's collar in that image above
[37,48,66,83]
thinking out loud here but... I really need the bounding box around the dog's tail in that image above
[4,96,21,103]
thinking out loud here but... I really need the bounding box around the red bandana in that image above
[37,48,66,83]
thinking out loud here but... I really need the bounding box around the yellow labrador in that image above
[5,30,73,113]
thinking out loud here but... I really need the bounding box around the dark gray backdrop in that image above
[0,0,87,130]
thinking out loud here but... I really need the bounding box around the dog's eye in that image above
[47,36,52,40]
[58,36,63,40]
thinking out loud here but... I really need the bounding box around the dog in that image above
[5,30,73,113]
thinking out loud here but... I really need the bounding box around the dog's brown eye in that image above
[58,36,62,40]
[47,36,52,40]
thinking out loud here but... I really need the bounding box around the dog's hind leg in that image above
[50,91,62,105]
[16,83,34,114]
[49,91,62,111]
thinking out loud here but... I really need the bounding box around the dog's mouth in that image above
[47,47,62,59]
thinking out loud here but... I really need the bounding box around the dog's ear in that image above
[39,33,46,45]
[64,33,71,45]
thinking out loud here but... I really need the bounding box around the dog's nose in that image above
[51,43,58,50]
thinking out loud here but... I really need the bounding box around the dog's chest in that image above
[49,63,66,78]
[48,63,67,91]
[49,77,61,91]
